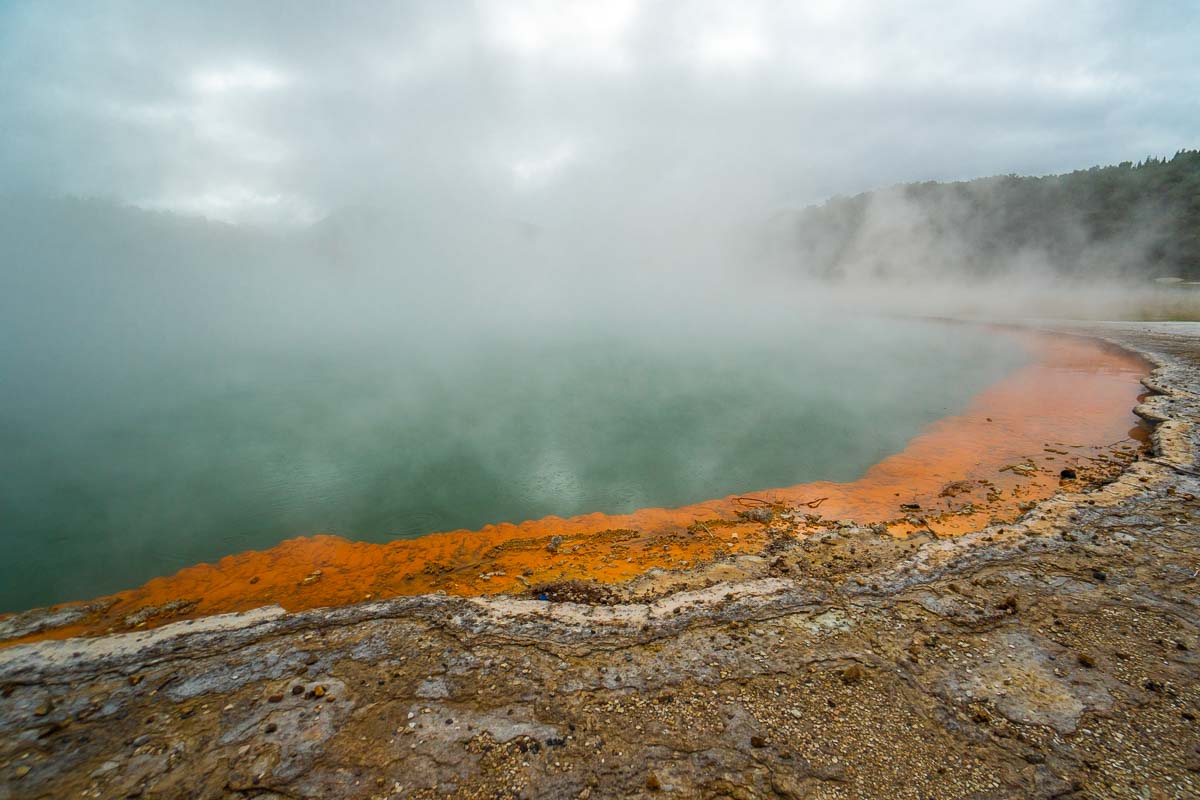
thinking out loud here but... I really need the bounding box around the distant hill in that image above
[0,194,291,277]
[785,150,1200,282]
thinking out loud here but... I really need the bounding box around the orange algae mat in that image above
[7,328,1149,642]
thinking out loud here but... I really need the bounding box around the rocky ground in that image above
[1,321,1198,800]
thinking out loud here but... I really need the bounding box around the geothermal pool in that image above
[0,316,1028,613]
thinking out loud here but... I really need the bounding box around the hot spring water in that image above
[0,315,1025,612]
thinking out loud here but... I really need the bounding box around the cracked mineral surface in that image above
[1,321,1199,799]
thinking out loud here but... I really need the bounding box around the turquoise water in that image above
[0,315,1025,612]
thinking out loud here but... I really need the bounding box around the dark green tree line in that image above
[791,150,1200,281]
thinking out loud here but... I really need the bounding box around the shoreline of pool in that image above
[0,324,1151,646]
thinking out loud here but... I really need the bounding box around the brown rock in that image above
[841,664,868,684]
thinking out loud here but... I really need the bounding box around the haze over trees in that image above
[785,150,1200,283]
[4,150,1199,333]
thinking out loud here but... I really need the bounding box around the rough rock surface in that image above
[1,321,1199,799]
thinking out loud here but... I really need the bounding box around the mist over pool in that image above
[0,271,1025,612]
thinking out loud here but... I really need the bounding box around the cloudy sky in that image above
[1,0,1196,227]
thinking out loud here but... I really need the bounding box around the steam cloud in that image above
[2,2,1197,319]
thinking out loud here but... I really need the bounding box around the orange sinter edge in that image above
[3,329,1151,644]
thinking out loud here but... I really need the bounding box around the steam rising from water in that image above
[0,239,1026,611]
[2,2,1197,318]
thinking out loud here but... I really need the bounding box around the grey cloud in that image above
[0,0,1196,229]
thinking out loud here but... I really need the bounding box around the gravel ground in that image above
[1,321,1198,800]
